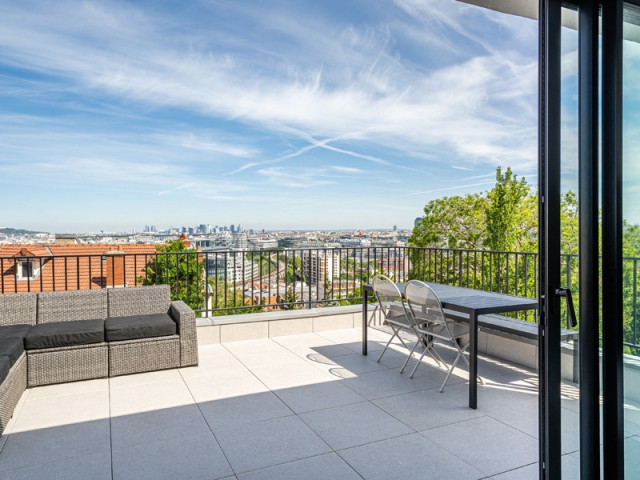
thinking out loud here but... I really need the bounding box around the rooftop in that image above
[0,325,583,479]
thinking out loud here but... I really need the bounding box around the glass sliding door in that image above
[540,1,604,478]
[541,0,637,478]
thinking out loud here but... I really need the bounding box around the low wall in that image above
[196,304,541,369]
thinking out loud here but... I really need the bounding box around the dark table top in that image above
[364,281,538,316]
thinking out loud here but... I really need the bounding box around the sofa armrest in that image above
[170,301,198,367]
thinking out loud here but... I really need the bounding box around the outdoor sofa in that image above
[0,285,198,434]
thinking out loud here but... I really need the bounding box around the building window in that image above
[16,260,41,281]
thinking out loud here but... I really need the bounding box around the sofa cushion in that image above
[0,323,31,339]
[107,285,171,317]
[0,292,37,326]
[0,356,10,384]
[24,319,105,350]
[0,337,24,366]
[37,290,107,324]
[105,314,176,342]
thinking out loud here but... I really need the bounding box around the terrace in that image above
[1,245,639,479]
[0,323,573,480]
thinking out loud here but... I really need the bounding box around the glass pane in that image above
[623,3,640,476]
[560,6,581,477]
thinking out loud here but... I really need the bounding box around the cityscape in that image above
[0,224,415,250]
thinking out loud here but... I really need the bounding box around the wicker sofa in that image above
[0,285,198,434]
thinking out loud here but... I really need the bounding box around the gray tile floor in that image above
[0,327,577,479]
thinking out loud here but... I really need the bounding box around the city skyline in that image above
[0,1,540,232]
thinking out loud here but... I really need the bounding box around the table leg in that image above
[469,311,478,409]
[362,288,368,355]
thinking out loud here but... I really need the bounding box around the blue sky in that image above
[0,0,540,233]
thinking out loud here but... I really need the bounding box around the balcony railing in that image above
[2,246,639,354]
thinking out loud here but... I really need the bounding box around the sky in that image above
[0,0,541,233]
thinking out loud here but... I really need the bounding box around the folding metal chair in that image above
[404,280,483,392]
[371,274,413,363]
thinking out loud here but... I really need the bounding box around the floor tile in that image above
[0,452,112,480]
[421,416,538,477]
[273,333,354,359]
[340,366,444,400]
[299,401,413,450]
[237,452,361,480]
[372,387,484,431]
[112,432,232,480]
[0,420,111,472]
[199,391,293,430]
[111,403,211,449]
[183,369,269,403]
[274,380,365,414]
[109,377,194,416]
[214,415,331,473]
[339,433,483,480]
[10,390,109,433]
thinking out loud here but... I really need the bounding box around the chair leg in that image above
[440,350,465,392]
[400,340,420,374]
[377,325,409,362]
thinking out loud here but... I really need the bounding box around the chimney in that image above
[104,247,126,287]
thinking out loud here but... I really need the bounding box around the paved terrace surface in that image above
[0,327,583,479]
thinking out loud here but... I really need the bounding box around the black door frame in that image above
[539,0,625,478]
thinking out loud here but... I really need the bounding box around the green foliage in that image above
[485,167,536,252]
[410,166,538,252]
[409,193,487,249]
[207,277,264,315]
[138,239,205,312]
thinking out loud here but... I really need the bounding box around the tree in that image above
[409,193,487,249]
[138,238,205,312]
[485,167,536,252]
[410,166,538,253]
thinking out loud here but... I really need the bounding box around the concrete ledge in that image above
[196,305,366,345]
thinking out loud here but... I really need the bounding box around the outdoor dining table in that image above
[361,282,538,409]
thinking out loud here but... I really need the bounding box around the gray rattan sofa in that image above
[0,285,198,434]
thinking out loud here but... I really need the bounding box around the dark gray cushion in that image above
[0,337,24,366]
[25,319,105,350]
[105,314,176,342]
[0,324,31,340]
[0,356,10,384]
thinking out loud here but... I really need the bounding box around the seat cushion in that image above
[25,319,105,350]
[0,337,24,366]
[105,314,177,342]
[0,356,10,384]
[0,324,32,340]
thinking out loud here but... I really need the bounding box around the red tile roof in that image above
[0,243,161,293]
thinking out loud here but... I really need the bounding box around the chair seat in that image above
[0,337,24,366]
[385,312,412,328]
[105,314,176,342]
[0,356,10,384]
[419,322,469,340]
[25,319,105,350]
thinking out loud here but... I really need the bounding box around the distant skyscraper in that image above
[393,225,397,231]
[414,217,423,227]
[230,224,236,234]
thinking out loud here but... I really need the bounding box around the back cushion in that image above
[108,285,171,317]
[0,292,37,326]
[37,290,108,324]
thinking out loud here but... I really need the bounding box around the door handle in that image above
[555,287,577,329]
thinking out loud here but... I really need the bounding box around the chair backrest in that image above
[371,274,407,318]
[404,280,450,332]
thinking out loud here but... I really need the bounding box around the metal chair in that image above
[403,280,482,392]
[371,274,413,363]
